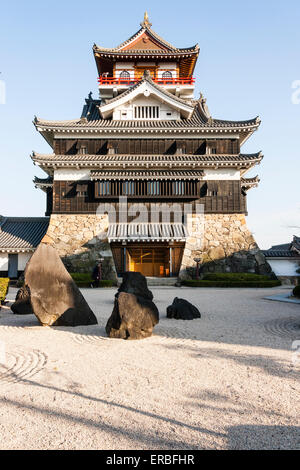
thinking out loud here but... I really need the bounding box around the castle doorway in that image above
[111,243,184,277]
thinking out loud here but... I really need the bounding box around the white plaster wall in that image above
[18,253,32,271]
[113,95,180,120]
[115,62,134,69]
[0,253,32,272]
[54,169,91,181]
[135,62,156,67]
[0,254,8,271]
[203,169,240,180]
[267,259,300,276]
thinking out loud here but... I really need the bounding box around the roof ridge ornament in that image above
[140,11,152,28]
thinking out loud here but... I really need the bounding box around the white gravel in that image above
[0,286,299,450]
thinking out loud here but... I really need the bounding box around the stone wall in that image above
[44,213,272,281]
[179,213,273,279]
[45,214,117,281]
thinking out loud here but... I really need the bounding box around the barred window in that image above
[134,106,159,119]
[161,71,173,83]
[98,181,111,196]
[119,70,130,79]
[172,181,185,195]
[147,181,160,195]
[122,181,135,195]
[79,145,87,155]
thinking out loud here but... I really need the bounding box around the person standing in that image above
[91,261,102,288]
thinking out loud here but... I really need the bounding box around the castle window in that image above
[79,145,87,154]
[119,70,130,79]
[122,181,135,195]
[147,181,160,195]
[172,181,185,196]
[162,71,173,82]
[98,181,111,196]
[134,106,159,119]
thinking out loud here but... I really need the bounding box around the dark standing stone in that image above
[166,297,201,320]
[11,285,33,315]
[118,272,154,300]
[106,272,159,339]
[24,243,97,326]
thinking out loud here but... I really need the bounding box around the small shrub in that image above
[70,273,116,288]
[70,273,93,283]
[0,278,10,304]
[182,279,281,288]
[293,285,300,298]
[203,273,271,282]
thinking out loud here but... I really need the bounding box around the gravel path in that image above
[0,286,299,450]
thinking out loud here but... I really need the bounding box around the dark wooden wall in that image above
[54,138,240,155]
[52,180,247,215]
[45,188,53,216]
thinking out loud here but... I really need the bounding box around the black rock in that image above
[166,297,201,320]
[118,271,153,301]
[11,285,33,315]
[24,243,97,326]
[106,272,159,339]
[106,291,159,340]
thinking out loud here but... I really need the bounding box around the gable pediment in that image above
[121,31,169,52]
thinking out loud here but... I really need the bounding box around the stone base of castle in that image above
[179,213,272,279]
[46,214,117,281]
[45,213,272,281]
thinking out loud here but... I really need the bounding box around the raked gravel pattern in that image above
[0,286,299,450]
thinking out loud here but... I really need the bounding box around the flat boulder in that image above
[167,297,201,320]
[106,272,159,339]
[24,243,97,326]
[11,285,33,315]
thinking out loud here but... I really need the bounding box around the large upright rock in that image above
[167,297,201,320]
[24,243,97,326]
[106,272,159,339]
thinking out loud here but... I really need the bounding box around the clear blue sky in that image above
[0,0,299,248]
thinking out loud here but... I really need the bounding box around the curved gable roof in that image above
[93,24,199,55]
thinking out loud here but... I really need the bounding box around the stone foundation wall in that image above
[179,214,273,279]
[45,213,272,281]
[45,214,117,281]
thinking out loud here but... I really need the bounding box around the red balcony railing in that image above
[98,77,195,86]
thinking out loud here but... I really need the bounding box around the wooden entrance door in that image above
[127,247,169,277]
[110,242,185,277]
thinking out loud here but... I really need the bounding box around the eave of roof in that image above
[31,152,263,169]
[34,113,260,132]
[90,169,204,180]
[0,217,49,251]
[241,175,260,190]
[263,250,300,258]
